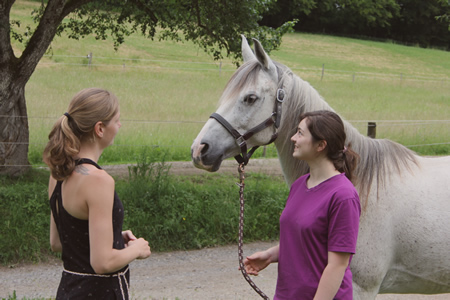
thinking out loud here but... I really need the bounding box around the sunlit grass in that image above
[10,1,450,164]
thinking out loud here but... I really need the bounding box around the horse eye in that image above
[243,94,258,105]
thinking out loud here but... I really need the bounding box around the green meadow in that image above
[11,2,449,165]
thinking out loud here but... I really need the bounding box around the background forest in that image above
[260,0,450,50]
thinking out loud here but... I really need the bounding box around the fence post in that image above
[87,52,92,69]
[352,73,355,83]
[321,64,325,81]
[367,122,376,138]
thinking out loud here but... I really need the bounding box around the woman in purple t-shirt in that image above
[243,110,361,300]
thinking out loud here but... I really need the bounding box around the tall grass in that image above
[1,148,288,265]
[118,149,287,251]
[0,169,50,264]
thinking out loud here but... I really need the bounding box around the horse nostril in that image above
[201,143,209,155]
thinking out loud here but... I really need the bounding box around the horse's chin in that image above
[192,157,223,172]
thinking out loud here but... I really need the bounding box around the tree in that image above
[260,0,400,34]
[260,0,449,48]
[0,0,295,176]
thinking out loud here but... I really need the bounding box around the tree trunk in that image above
[0,0,91,176]
[0,77,30,177]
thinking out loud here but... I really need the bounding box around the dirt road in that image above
[1,241,448,299]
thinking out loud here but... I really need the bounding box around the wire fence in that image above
[1,116,449,148]
[1,117,449,170]
[39,54,450,84]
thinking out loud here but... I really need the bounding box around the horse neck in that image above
[274,73,336,186]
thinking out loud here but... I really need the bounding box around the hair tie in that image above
[64,112,72,121]
[342,146,348,154]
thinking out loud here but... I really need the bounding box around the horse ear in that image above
[241,35,256,63]
[252,38,276,71]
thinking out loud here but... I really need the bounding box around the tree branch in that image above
[127,0,158,24]
[0,0,16,65]
[16,0,94,83]
[191,0,230,55]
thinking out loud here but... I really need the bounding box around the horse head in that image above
[191,35,285,171]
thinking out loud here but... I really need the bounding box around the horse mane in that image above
[270,61,419,209]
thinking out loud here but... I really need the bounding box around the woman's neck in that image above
[306,156,340,188]
[76,143,103,163]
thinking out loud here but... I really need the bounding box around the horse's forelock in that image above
[219,61,263,105]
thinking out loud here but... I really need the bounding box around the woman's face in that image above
[102,110,122,147]
[290,118,318,161]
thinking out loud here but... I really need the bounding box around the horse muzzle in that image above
[191,142,224,172]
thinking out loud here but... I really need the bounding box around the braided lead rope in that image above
[237,163,270,300]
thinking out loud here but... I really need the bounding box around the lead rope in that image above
[237,163,270,300]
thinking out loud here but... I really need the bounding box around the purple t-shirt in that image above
[274,173,360,300]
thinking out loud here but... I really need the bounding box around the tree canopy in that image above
[260,0,450,49]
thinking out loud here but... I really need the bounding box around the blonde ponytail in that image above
[43,88,119,181]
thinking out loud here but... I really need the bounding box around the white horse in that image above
[191,36,450,299]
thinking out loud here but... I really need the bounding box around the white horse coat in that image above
[191,36,450,299]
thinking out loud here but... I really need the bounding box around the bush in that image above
[117,149,288,251]
[0,149,289,264]
[0,169,51,264]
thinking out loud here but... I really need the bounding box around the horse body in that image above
[191,36,450,298]
[351,155,450,298]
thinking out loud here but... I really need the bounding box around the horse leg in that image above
[353,283,379,300]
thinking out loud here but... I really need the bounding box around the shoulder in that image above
[75,165,115,202]
[83,167,114,189]
[329,174,359,203]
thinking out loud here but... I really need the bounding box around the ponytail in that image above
[43,114,81,181]
[333,143,359,183]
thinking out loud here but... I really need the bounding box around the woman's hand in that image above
[127,238,151,259]
[122,230,137,247]
[241,245,279,276]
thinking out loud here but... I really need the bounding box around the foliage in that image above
[260,0,450,50]
[118,148,288,251]
[0,169,51,264]
[12,0,296,64]
[0,149,288,264]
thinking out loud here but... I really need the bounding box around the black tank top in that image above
[49,158,129,299]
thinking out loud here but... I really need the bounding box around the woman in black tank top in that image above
[43,88,151,299]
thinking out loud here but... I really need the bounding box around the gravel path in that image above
[1,241,448,299]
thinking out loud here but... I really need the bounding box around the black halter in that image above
[210,86,285,166]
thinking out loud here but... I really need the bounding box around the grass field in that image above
[10,1,449,165]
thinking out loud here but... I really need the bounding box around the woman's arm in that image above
[87,172,150,274]
[314,251,351,300]
[48,176,62,252]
